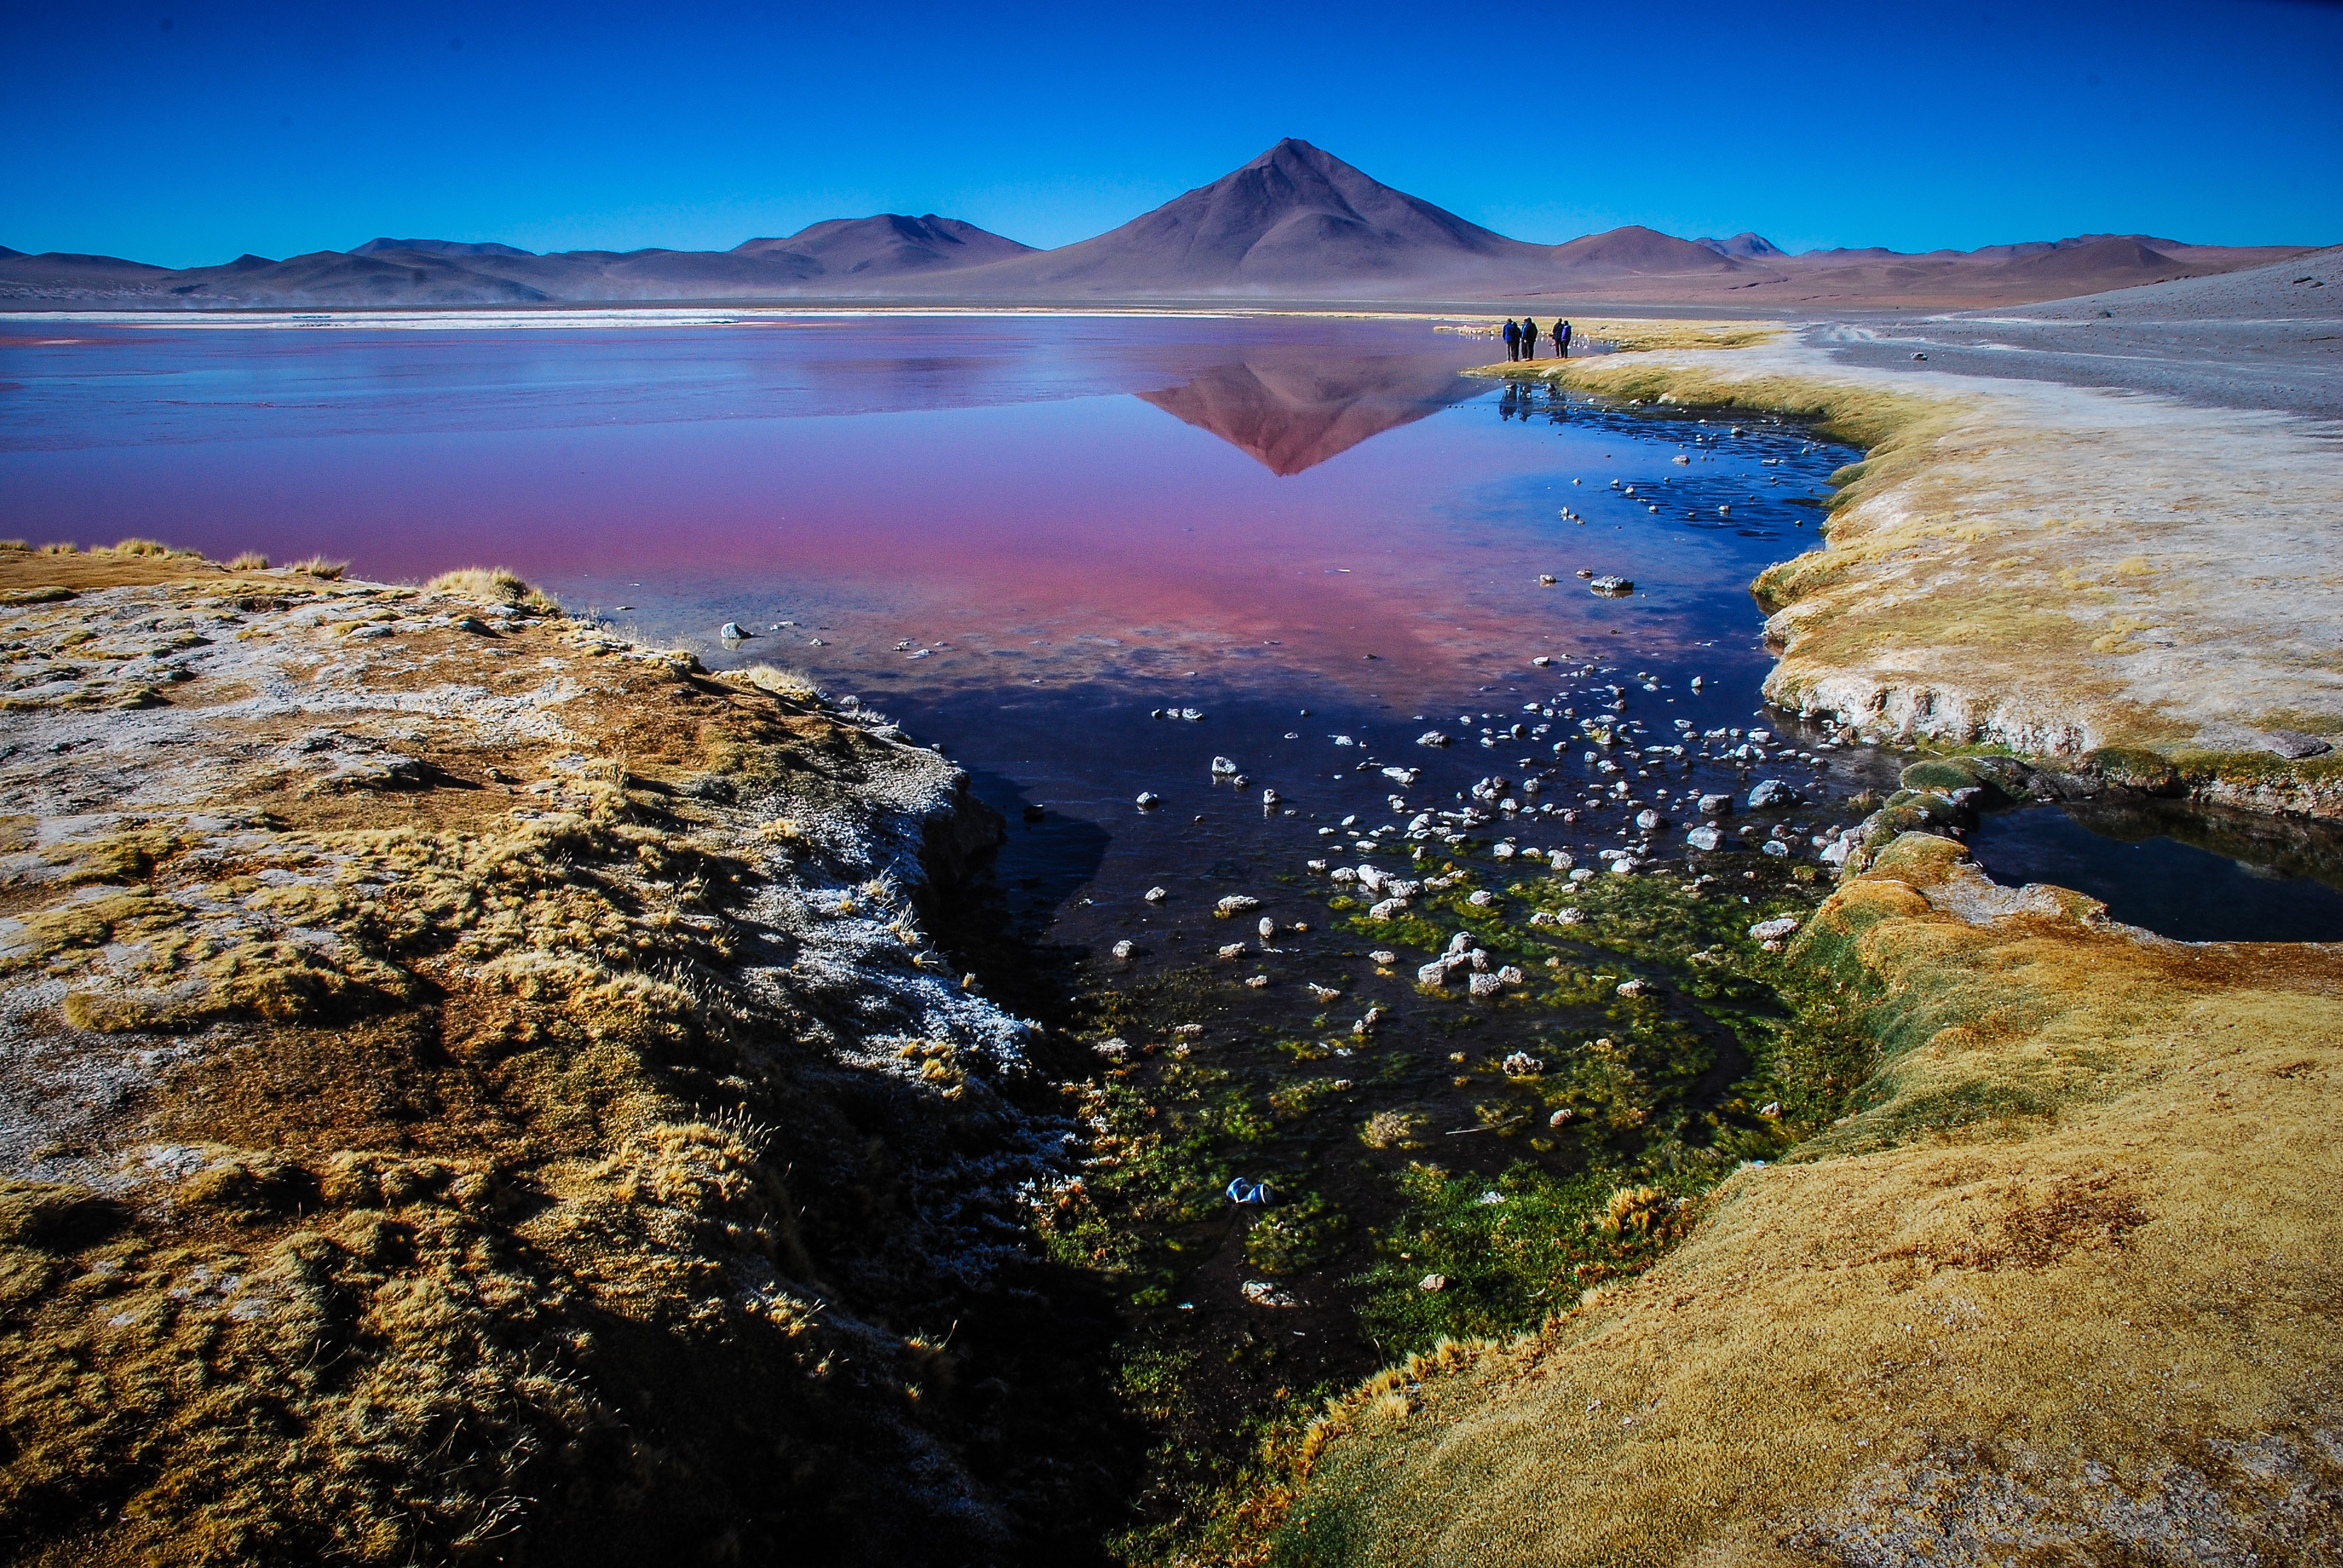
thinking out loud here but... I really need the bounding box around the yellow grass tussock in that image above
[1270,831,2343,1563]
[426,564,561,614]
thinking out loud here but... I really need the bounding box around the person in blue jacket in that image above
[1502,318,1521,361]
[1558,319,1574,358]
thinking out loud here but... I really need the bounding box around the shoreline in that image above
[1471,327,2343,825]
[0,544,1110,1562]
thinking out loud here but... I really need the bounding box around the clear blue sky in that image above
[7,0,2338,267]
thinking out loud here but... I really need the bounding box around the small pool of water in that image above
[1968,804,2343,942]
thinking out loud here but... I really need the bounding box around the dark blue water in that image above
[1970,805,2343,943]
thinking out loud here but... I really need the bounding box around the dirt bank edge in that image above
[0,544,1128,1566]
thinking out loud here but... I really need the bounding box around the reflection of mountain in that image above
[1136,351,1479,474]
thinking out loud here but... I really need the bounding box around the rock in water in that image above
[1588,575,1633,596]
[719,621,752,640]
[1685,825,1723,851]
[1136,792,1162,809]
[1749,916,1801,942]
[1748,779,1800,809]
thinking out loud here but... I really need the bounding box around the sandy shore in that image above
[1813,244,2343,422]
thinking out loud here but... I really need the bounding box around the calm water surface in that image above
[1,312,2321,943]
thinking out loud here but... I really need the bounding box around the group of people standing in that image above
[1502,316,1571,361]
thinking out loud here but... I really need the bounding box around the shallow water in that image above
[6,310,2328,946]
[1969,802,2343,942]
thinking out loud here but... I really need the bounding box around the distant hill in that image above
[350,238,537,258]
[734,214,1035,275]
[0,142,2318,310]
[1694,232,1789,261]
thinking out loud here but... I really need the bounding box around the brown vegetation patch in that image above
[0,552,1095,1567]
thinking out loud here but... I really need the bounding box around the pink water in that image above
[3,311,1906,945]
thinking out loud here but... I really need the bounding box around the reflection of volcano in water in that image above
[1136,351,1483,475]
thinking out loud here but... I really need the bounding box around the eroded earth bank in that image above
[0,545,1132,1564]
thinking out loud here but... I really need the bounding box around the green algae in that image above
[1058,855,1873,1563]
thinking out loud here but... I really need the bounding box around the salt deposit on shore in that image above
[1483,316,2343,818]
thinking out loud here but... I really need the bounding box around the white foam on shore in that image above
[0,304,1483,332]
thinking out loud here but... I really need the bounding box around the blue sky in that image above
[7,0,2338,267]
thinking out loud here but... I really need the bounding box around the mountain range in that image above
[0,139,2315,311]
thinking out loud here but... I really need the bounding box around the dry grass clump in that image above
[737,662,820,701]
[427,565,560,615]
[1267,831,2343,1564]
[36,541,80,555]
[224,550,270,570]
[1358,1108,1426,1151]
[286,554,349,580]
[1579,318,1783,352]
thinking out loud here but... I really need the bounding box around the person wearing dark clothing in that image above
[1522,318,1541,359]
[1558,319,1573,358]
[1502,318,1521,360]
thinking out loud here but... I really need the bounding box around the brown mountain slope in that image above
[0,141,2319,309]
[733,214,1035,275]
[920,138,1556,297]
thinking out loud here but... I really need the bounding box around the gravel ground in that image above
[1809,244,2343,422]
